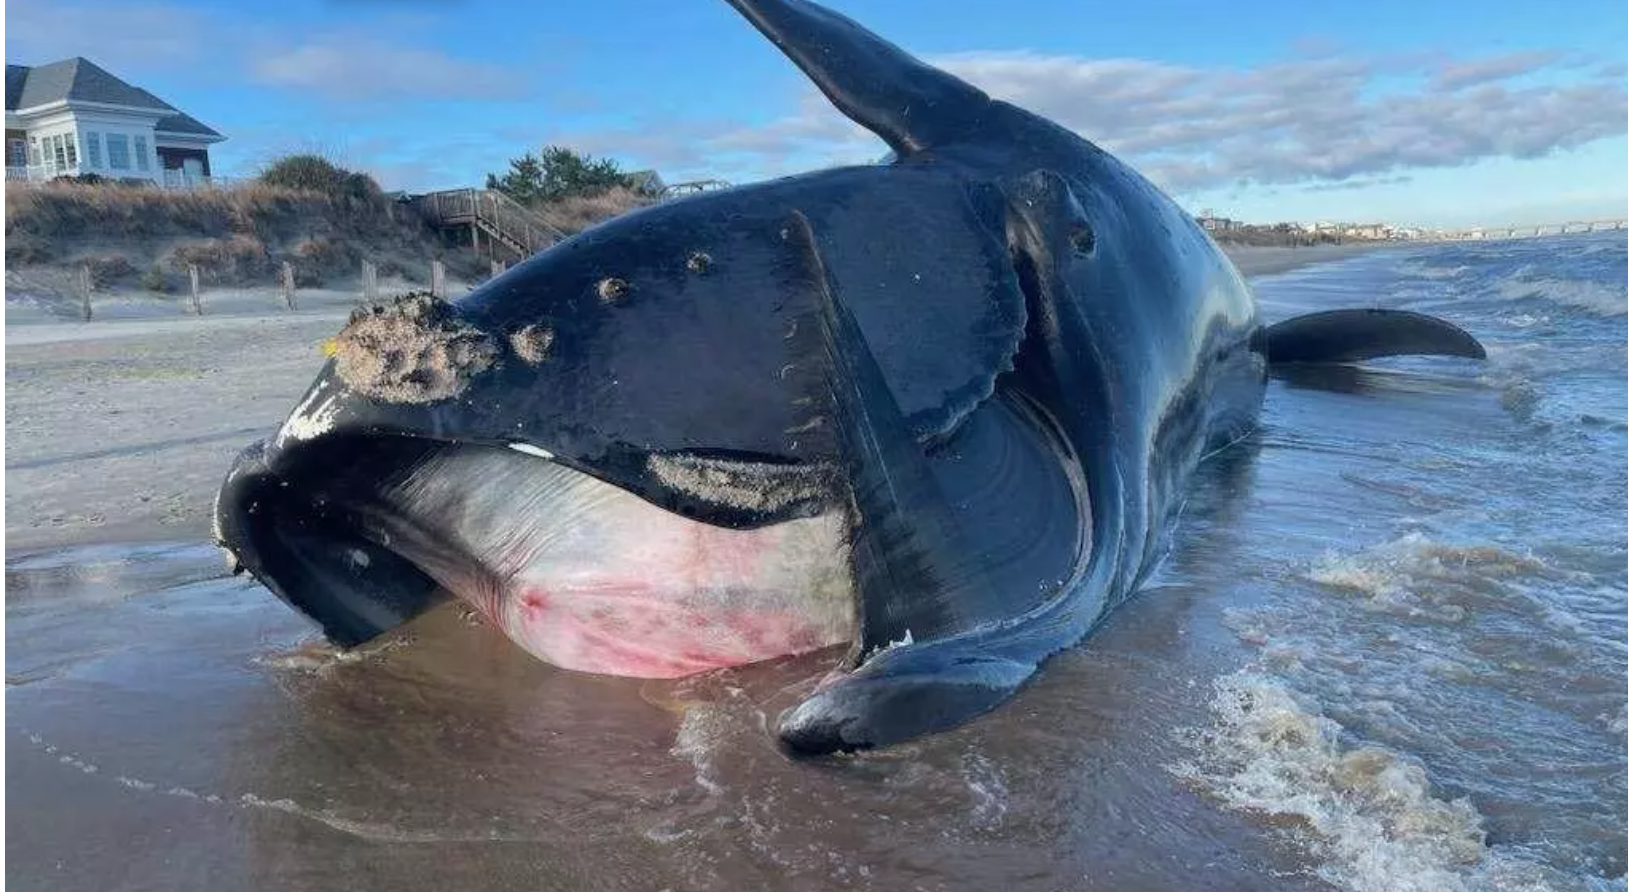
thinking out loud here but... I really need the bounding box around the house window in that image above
[134,136,149,171]
[85,133,101,169]
[107,134,131,170]
[6,138,25,168]
[64,134,78,167]
[50,134,68,168]
[28,137,40,164]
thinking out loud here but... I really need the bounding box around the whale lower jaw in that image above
[215,434,858,677]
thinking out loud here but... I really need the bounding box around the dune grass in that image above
[5,179,472,293]
[532,186,659,236]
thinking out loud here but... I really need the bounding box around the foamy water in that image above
[1175,232,1628,892]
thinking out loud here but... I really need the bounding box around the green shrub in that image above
[259,154,382,203]
[485,145,637,205]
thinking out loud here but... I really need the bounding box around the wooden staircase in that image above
[412,188,568,262]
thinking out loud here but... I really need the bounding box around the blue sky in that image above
[8,0,1627,228]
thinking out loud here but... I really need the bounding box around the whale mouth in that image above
[214,433,857,677]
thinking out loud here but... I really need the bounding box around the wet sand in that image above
[7,539,1330,892]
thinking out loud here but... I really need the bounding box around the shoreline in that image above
[1218,240,1392,277]
[4,242,1397,556]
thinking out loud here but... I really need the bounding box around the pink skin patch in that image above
[492,516,854,679]
[379,448,856,680]
[507,582,835,678]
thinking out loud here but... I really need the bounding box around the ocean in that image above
[7,231,1626,892]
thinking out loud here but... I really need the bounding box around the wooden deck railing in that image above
[413,188,567,259]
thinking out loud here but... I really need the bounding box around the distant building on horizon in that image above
[1343,223,1393,240]
[5,57,225,187]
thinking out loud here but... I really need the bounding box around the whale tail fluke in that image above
[1259,308,1487,366]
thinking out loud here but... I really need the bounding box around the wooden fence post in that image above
[490,259,506,279]
[188,264,203,315]
[281,261,297,310]
[79,264,93,322]
[430,260,446,298]
[361,259,378,303]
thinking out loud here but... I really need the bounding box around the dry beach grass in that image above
[531,186,659,236]
[4,179,478,301]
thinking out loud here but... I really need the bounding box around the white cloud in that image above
[7,0,527,105]
[1430,50,1562,89]
[245,35,524,101]
[935,49,1628,193]
[578,46,1628,197]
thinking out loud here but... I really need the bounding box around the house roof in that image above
[5,58,223,139]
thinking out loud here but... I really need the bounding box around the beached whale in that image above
[213,0,1486,754]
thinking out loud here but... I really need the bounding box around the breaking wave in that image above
[1171,672,1613,892]
[1489,270,1628,317]
[1399,261,1473,281]
[1303,533,1545,624]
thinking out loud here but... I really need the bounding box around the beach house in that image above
[5,57,225,187]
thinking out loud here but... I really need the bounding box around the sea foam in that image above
[1171,672,1588,892]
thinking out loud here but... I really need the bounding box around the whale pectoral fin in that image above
[785,211,989,649]
[721,0,991,155]
[1260,308,1487,365]
[778,649,1037,753]
[776,212,1051,754]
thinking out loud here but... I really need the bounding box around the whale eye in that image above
[597,277,632,304]
[1069,222,1096,257]
[686,252,713,275]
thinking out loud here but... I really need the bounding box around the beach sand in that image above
[5,282,469,551]
[3,242,1381,553]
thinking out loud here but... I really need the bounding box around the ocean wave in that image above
[1500,312,1551,330]
[1401,262,1473,281]
[1490,273,1628,317]
[1303,533,1545,624]
[1170,671,1594,892]
[1608,706,1628,739]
